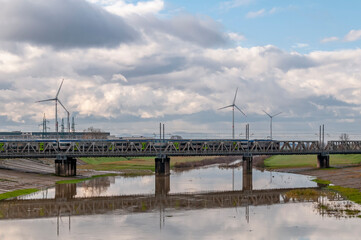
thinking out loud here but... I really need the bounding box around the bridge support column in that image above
[55,155,77,176]
[243,154,253,173]
[317,153,330,168]
[155,154,170,176]
[242,154,253,191]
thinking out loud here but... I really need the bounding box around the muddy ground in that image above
[0,158,95,194]
[275,166,361,191]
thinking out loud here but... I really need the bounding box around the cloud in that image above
[344,29,361,42]
[0,0,139,49]
[245,7,280,19]
[228,32,246,42]
[100,0,165,17]
[292,43,309,49]
[246,9,265,18]
[128,14,229,48]
[1,1,361,135]
[321,37,339,43]
[220,0,254,10]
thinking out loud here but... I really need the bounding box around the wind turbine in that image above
[36,79,70,134]
[263,110,282,140]
[219,88,246,139]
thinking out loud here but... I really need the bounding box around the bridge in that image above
[1,138,360,175]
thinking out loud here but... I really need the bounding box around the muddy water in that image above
[0,165,361,240]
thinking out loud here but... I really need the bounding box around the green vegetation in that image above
[78,156,218,173]
[285,189,320,201]
[264,154,361,169]
[311,177,361,205]
[312,178,331,185]
[56,173,118,184]
[329,185,361,205]
[0,188,39,200]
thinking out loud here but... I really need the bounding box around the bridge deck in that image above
[0,139,360,158]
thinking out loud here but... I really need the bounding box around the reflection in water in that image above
[242,161,252,191]
[1,165,361,239]
[55,184,76,199]
[80,176,113,197]
[155,175,170,195]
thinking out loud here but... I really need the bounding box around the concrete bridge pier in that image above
[155,154,170,176]
[243,154,253,173]
[317,153,330,168]
[242,154,253,191]
[55,155,77,176]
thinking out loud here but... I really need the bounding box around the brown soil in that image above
[271,165,361,191]
[0,159,96,194]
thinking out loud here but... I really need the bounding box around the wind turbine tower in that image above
[36,79,71,135]
[219,88,246,139]
[263,110,282,140]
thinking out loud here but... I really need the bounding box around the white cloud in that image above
[321,36,339,43]
[111,74,128,82]
[102,0,165,17]
[220,0,254,10]
[1,0,361,135]
[246,9,265,18]
[245,7,280,19]
[228,32,246,42]
[344,29,361,42]
[292,43,309,49]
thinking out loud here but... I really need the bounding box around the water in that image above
[1,165,361,240]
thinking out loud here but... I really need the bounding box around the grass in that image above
[285,189,320,201]
[56,173,118,184]
[0,188,39,200]
[328,185,361,205]
[78,156,219,173]
[264,154,361,169]
[311,177,361,205]
[312,178,331,185]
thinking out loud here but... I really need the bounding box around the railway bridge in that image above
[1,139,360,176]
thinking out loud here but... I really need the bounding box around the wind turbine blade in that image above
[218,105,233,110]
[262,110,272,118]
[235,105,246,116]
[36,98,56,103]
[272,112,282,118]
[56,79,64,98]
[233,87,238,105]
[57,99,69,113]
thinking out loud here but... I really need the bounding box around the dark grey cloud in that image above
[0,0,139,49]
[130,14,228,47]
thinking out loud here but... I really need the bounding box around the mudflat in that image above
[0,158,92,194]
[272,165,361,191]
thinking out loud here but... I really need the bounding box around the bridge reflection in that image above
[0,174,338,220]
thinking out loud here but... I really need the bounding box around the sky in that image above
[1,0,361,140]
